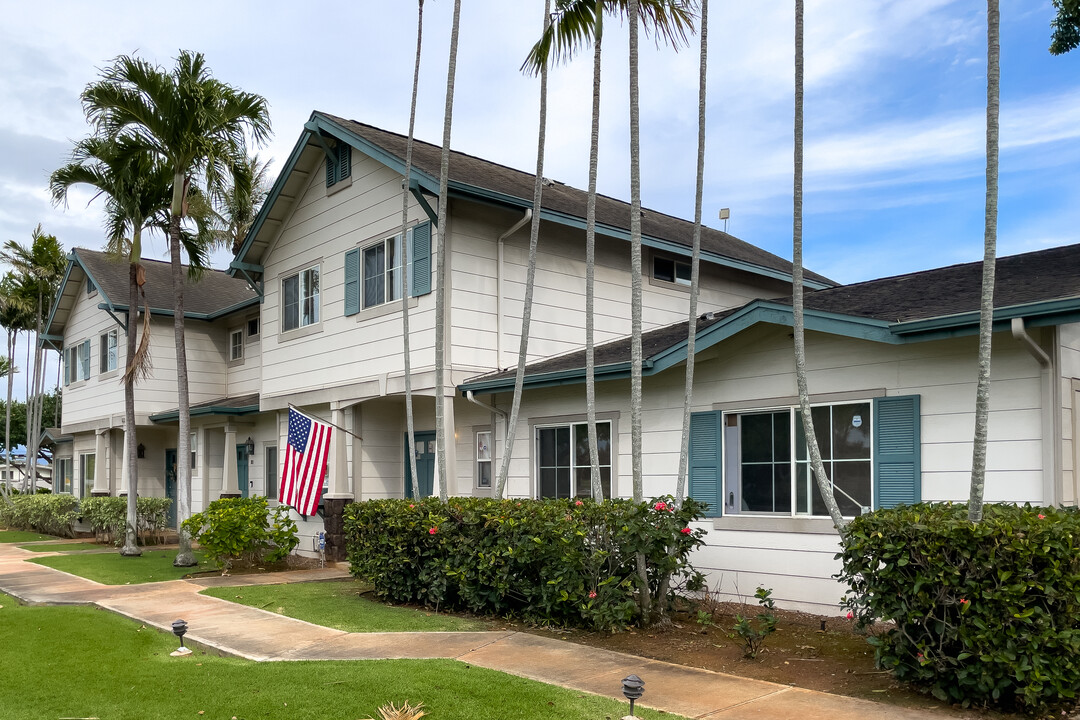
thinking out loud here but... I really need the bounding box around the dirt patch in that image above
[518,600,1007,718]
[182,553,326,579]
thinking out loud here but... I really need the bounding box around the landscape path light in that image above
[621,674,644,718]
[170,619,192,656]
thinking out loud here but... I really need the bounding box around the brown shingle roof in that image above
[320,113,834,286]
[464,243,1080,387]
[76,248,258,317]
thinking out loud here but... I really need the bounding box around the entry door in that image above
[164,449,178,528]
[236,445,249,498]
[404,432,436,498]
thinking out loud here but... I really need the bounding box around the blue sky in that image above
[0,0,1076,397]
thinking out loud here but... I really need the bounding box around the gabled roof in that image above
[232,112,835,290]
[460,242,1080,395]
[43,249,259,343]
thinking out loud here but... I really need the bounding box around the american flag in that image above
[280,407,332,516]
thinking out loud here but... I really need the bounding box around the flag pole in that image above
[288,403,364,442]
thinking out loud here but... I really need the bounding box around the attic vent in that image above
[700,311,716,322]
[541,177,555,186]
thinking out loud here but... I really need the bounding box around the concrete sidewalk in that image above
[0,542,949,720]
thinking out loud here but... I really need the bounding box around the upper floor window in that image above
[247,316,260,338]
[229,329,244,361]
[326,143,351,188]
[99,329,117,373]
[653,255,691,286]
[64,339,91,385]
[364,235,403,309]
[281,266,320,332]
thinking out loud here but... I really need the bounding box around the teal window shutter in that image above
[410,222,432,297]
[64,348,70,386]
[689,410,723,517]
[343,248,361,316]
[339,144,351,181]
[873,395,921,509]
[325,151,336,187]
[81,339,90,379]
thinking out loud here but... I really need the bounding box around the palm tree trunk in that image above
[120,258,141,556]
[3,329,13,500]
[585,0,604,502]
[496,0,551,500]
[676,0,708,507]
[25,291,44,493]
[969,0,999,523]
[434,0,462,503]
[792,0,845,531]
[402,0,425,500]
[169,181,196,566]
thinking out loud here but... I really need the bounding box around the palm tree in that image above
[434,1,463,503]
[523,0,695,502]
[629,0,644,509]
[790,0,844,529]
[82,51,271,565]
[969,0,1000,523]
[495,0,553,500]
[675,0,707,506]
[400,0,426,500]
[50,135,174,555]
[1,227,65,495]
[186,155,271,255]
[0,276,25,503]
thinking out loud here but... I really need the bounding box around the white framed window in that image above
[536,421,611,499]
[65,339,91,384]
[363,234,404,309]
[725,401,872,517]
[476,431,492,488]
[79,453,95,498]
[229,329,244,361]
[247,316,259,339]
[281,265,320,332]
[99,329,118,373]
[653,255,691,286]
[190,432,198,471]
[55,458,73,494]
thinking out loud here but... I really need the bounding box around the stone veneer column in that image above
[322,405,354,562]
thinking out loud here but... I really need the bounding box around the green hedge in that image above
[0,494,80,537]
[343,496,707,630]
[79,496,172,545]
[183,496,298,570]
[838,503,1080,713]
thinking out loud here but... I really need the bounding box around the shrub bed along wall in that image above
[343,496,707,630]
[838,502,1080,714]
[0,494,80,537]
[79,496,172,545]
[183,496,299,569]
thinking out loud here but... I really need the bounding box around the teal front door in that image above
[404,432,436,498]
[236,445,249,498]
[164,449,177,528]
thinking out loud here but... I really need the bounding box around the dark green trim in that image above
[230,261,263,273]
[149,403,261,424]
[409,180,439,224]
[43,252,117,337]
[104,295,259,322]
[303,121,337,161]
[891,296,1080,336]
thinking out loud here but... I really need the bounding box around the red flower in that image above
[680,527,692,535]
[846,611,854,619]
[409,504,415,509]
[654,501,668,511]
[1038,514,1046,519]
[588,591,597,599]
[575,500,584,507]
[917,653,924,660]
[428,527,437,535]
[960,598,969,605]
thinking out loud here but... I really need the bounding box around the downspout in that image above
[1011,318,1057,506]
[496,210,532,371]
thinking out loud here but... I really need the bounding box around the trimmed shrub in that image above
[183,496,298,570]
[0,494,80,537]
[79,496,172,545]
[838,503,1080,714]
[343,496,707,630]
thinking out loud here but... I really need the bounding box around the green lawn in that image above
[0,592,676,720]
[18,541,104,553]
[201,579,491,632]
[28,549,210,584]
[0,529,58,543]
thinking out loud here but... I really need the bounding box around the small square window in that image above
[247,317,259,338]
[653,256,692,286]
[229,329,244,361]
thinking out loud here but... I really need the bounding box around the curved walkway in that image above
[0,542,946,720]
